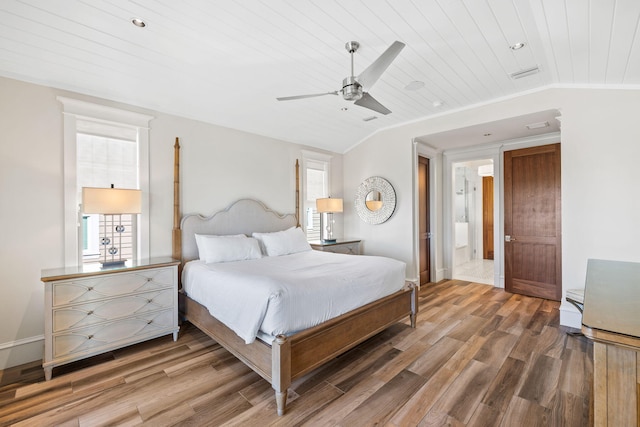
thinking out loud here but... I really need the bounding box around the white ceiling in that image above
[1,0,639,153]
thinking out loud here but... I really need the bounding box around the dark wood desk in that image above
[581,259,640,427]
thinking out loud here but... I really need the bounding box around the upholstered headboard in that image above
[180,199,298,262]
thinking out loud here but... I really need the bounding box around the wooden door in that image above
[418,156,431,285]
[504,143,562,300]
[482,176,494,260]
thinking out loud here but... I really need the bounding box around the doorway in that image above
[452,159,494,285]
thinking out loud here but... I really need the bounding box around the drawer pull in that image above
[87,311,93,316]
[147,320,153,325]
[147,299,153,303]
[87,334,93,340]
[146,278,152,282]
[87,287,93,291]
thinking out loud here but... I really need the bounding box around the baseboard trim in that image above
[559,303,583,329]
[0,335,44,351]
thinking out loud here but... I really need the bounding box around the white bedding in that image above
[183,250,406,344]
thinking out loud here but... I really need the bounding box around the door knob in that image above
[505,235,516,242]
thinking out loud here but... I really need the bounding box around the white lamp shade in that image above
[82,187,142,214]
[316,198,343,213]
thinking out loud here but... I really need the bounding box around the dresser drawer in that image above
[52,268,174,306]
[52,309,175,359]
[52,288,175,333]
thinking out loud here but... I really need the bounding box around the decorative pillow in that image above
[195,234,262,263]
[252,227,311,256]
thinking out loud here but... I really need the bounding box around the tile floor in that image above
[454,258,495,285]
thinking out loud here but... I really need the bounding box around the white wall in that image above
[344,87,640,328]
[343,135,418,281]
[0,76,342,369]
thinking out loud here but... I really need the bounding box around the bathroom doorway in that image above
[452,159,494,285]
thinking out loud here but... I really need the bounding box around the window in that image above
[59,97,153,266]
[302,152,331,242]
[77,123,139,263]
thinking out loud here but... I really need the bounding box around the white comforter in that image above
[183,250,406,344]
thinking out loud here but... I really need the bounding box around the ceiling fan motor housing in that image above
[342,76,363,101]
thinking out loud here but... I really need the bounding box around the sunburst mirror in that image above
[354,176,396,224]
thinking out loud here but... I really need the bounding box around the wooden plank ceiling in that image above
[0,0,639,152]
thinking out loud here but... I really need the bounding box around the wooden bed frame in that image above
[171,138,417,415]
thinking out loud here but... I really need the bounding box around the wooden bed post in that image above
[295,159,300,228]
[272,335,291,416]
[172,138,182,267]
[410,282,418,328]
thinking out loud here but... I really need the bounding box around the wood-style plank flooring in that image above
[0,280,593,426]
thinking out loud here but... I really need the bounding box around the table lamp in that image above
[82,185,142,267]
[316,197,343,243]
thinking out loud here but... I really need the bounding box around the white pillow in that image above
[252,227,311,256]
[195,234,261,263]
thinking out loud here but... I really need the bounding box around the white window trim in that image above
[58,96,154,266]
[301,150,333,199]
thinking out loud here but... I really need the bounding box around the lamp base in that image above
[101,260,127,268]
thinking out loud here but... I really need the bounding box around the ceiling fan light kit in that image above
[277,40,405,115]
[342,76,363,101]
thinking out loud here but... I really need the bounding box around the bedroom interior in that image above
[1,0,640,425]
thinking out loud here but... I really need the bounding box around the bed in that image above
[171,139,417,415]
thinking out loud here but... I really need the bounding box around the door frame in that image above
[442,132,561,288]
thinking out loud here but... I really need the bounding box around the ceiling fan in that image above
[277,40,405,115]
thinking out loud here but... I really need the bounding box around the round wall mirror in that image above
[355,176,396,224]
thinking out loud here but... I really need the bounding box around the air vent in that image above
[363,116,378,122]
[509,65,540,80]
[526,121,549,130]
[404,81,425,91]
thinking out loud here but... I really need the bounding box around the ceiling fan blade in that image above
[277,91,338,101]
[357,41,405,89]
[354,92,392,115]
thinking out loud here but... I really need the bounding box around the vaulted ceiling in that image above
[1,1,639,152]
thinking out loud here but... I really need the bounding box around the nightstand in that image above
[309,239,361,255]
[41,257,180,380]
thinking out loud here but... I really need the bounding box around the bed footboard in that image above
[182,282,417,416]
[287,283,417,379]
[272,282,416,415]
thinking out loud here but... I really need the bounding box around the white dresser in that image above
[41,257,180,380]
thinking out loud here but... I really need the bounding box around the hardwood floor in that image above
[0,280,593,426]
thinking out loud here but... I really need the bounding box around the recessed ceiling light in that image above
[131,18,146,28]
[363,116,378,122]
[404,81,425,91]
[510,42,525,50]
[340,107,348,111]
